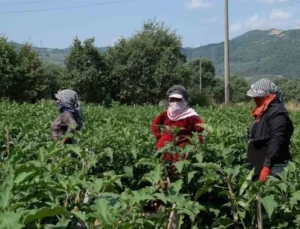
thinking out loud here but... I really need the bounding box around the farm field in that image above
[0,101,300,229]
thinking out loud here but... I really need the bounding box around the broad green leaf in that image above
[218,216,233,226]
[277,222,289,228]
[0,166,14,211]
[174,160,190,173]
[261,195,277,219]
[103,147,114,162]
[9,202,25,211]
[14,171,35,185]
[24,207,68,223]
[154,193,167,204]
[141,164,162,185]
[131,191,153,204]
[130,148,138,160]
[193,153,203,163]
[135,158,157,168]
[71,210,86,221]
[0,212,23,229]
[290,190,300,208]
[92,179,103,192]
[70,146,83,157]
[182,144,194,154]
[52,216,71,227]
[168,180,183,195]
[194,185,210,201]
[237,200,247,209]
[209,208,220,216]
[124,166,133,178]
[92,198,115,224]
[193,162,221,170]
[188,171,197,184]
[294,214,300,227]
[114,178,123,189]
[239,169,254,196]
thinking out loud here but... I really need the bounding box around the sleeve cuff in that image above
[263,158,271,168]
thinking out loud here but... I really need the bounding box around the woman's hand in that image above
[259,167,271,182]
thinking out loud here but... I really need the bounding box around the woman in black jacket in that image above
[247,78,293,182]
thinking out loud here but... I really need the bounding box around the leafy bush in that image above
[0,102,300,228]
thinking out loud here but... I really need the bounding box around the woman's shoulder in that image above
[191,114,205,122]
[268,102,288,114]
[158,111,168,117]
[60,110,76,120]
[186,109,204,121]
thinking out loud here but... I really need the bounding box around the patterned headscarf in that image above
[247,78,283,102]
[55,89,85,130]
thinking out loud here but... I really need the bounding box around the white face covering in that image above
[167,97,199,121]
[168,100,187,116]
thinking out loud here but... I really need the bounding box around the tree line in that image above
[1,19,299,106]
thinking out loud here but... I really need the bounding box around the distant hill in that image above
[9,29,300,78]
[182,29,300,79]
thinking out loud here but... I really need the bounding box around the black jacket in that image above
[247,101,293,178]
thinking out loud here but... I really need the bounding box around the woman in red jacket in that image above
[151,85,205,163]
[144,85,205,216]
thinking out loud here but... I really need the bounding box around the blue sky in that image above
[0,0,299,48]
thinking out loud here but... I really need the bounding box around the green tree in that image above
[273,77,289,86]
[274,78,300,102]
[63,37,108,103]
[41,63,63,99]
[0,40,44,102]
[230,75,250,103]
[188,88,213,106]
[106,19,190,104]
[187,57,216,89]
[13,44,44,102]
[0,36,18,99]
[212,77,225,103]
[205,75,249,104]
[185,58,217,106]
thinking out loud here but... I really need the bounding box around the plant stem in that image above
[256,194,263,229]
[6,125,11,156]
[115,206,134,229]
[64,193,69,207]
[225,174,240,229]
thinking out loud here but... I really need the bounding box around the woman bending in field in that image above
[247,78,294,182]
[51,89,88,229]
[51,89,85,144]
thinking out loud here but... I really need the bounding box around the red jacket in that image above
[151,111,205,162]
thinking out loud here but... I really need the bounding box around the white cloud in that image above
[270,9,292,20]
[185,0,214,10]
[233,12,297,33]
[257,0,289,4]
[245,14,266,29]
[230,22,242,32]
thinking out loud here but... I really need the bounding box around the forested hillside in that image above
[2,20,300,105]
[182,29,300,78]
[10,29,300,79]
